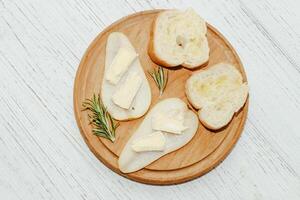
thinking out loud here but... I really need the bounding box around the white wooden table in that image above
[1,0,299,199]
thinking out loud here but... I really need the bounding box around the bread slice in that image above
[185,63,248,130]
[148,8,209,69]
[101,32,151,121]
[118,98,199,173]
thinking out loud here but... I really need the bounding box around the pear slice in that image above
[101,32,151,120]
[119,98,199,173]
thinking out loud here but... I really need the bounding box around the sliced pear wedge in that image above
[119,98,199,173]
[101,32,151,121]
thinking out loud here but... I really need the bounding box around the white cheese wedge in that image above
[105,47,138,85]
[131,131,166,152]
[152,109,188,134]
[112,71,142,109]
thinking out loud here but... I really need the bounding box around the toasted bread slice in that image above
[186,63,248,130]
[149,8,209,69]
[118,98,199,173]
[101,32,151,121]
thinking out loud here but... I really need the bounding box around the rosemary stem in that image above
[149,66,168,96]
[82,94,118,143]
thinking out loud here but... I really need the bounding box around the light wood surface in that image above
[1,0,299,199]
[73,10,248,184]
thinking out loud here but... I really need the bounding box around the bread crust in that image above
[148,13,176,68]
[185,63,248,130]
[198,111,233,130]
[182,59,209,70]
[185,79,202,109]
[148,10,209,69]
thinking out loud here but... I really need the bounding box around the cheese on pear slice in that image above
[152,109,188,134]
[112,72,142,109]
[131,131,166,152]
[105,47,138,85]
[101,32,151,120]
[118,98,199,173]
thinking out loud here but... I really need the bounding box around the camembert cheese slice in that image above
[131,131,166,152]
[112,71,142,109]
[152,109,188,134]
[105,47,138,85]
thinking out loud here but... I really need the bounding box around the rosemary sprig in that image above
[82,94,119,142]
[149,66,168,96]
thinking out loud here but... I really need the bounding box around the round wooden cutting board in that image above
[73,10,249,185]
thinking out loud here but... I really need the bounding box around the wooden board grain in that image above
[73,10,248,184]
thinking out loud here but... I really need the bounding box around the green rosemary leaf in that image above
[148,66,168,96]
[82,94,118,142]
